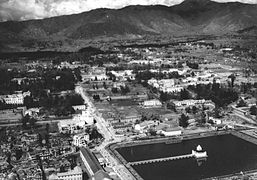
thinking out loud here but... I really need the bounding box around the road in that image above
[75,85,135,180]
[233,111,256,124]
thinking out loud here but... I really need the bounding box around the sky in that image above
[0,0,257,22]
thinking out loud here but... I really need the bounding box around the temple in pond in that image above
[192,145,208,159]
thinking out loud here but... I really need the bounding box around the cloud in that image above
[0,0,257,21]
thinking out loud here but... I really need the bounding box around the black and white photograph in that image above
[1,0,257,179]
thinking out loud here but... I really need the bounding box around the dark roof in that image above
[80,147,102,174]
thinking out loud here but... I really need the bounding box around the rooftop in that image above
[80,147,102,174]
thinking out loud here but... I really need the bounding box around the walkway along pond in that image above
[108,130,257,180]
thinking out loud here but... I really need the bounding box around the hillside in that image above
[0,0,257,52]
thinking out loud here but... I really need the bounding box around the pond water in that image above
[116,134,257,180]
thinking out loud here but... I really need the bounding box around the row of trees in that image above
[135,70,182,83]
[188,83,238,107]
[111,85,130,95]
[24,94,84,116]
[159,89,191,102]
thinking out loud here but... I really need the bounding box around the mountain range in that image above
[1,0,257,52]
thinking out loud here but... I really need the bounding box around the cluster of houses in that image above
[58,106,94,134]
[148,78,184,93]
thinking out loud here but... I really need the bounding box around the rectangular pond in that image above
[116,134,257,180]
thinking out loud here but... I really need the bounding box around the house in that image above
[2,91,31,105]
[134,120,158,133]
[143,99,162,108]
[148,78,183,93]
[112,122,132,134]
[110,70,135,81]
[73,110,95,125]
[72,105,87,111]
[172,99,207,108]
[82,74,109,82]
[24,108,40,116]
[157,127,182,137]
[80,147,111,180]
[49,166,83,180]
[208,117,222,125]
[58,114,92,134]
[73,134,90,147]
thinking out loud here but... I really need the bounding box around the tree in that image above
[74,68,82,82]
[45,134,50,146]
[213,107,222,118]
[167,102,176,112]
[185,107,191,114]
[21,114,30,129]
[237,99,247,108]
[24,96,35,108]
[29,117,37,128]
[69,94,84,105]
[180,89,191,100]
[192,106,197,114]
[179,113,189,128]
[160,92,170,102]
[103,82,107,89]
[38,134,43,146]
[228,74,236,88]
[198,111,206,124]
[93,94,100,101]
[111,87,118,93]
[120,85,130,95]
[149,128,157,136]
[46,123,50,133]
[250,106,257,115]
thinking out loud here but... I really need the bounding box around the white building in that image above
[134,120,158,133]
[58,110,94,134]
[24,108,40,116]
[49,166,83,180]
[143,99,162,108]
[82,74,109,82]
[72,105,86,111]
[73,134,90,147]
[162,86,184,93]
[148,78,183,93]
[157,127,182,137]
[172,99,207,107]
[73,110,94,125]
[3,91,31,105]
[110,70,135,81]
[209,117,222,125]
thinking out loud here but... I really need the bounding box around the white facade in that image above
[162,86,184,93]
[56,166,83,180]
[58,110,94,133]
[158,129,182,137]
[82,74,108,82]
[143,99,162,108]
[148,78,183,93]
[73,134,90,147]
[3,91,31,105]
[72,105,86,111]
[73,110,94,125]
[110,70,135,81]
[173,99,206,107]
